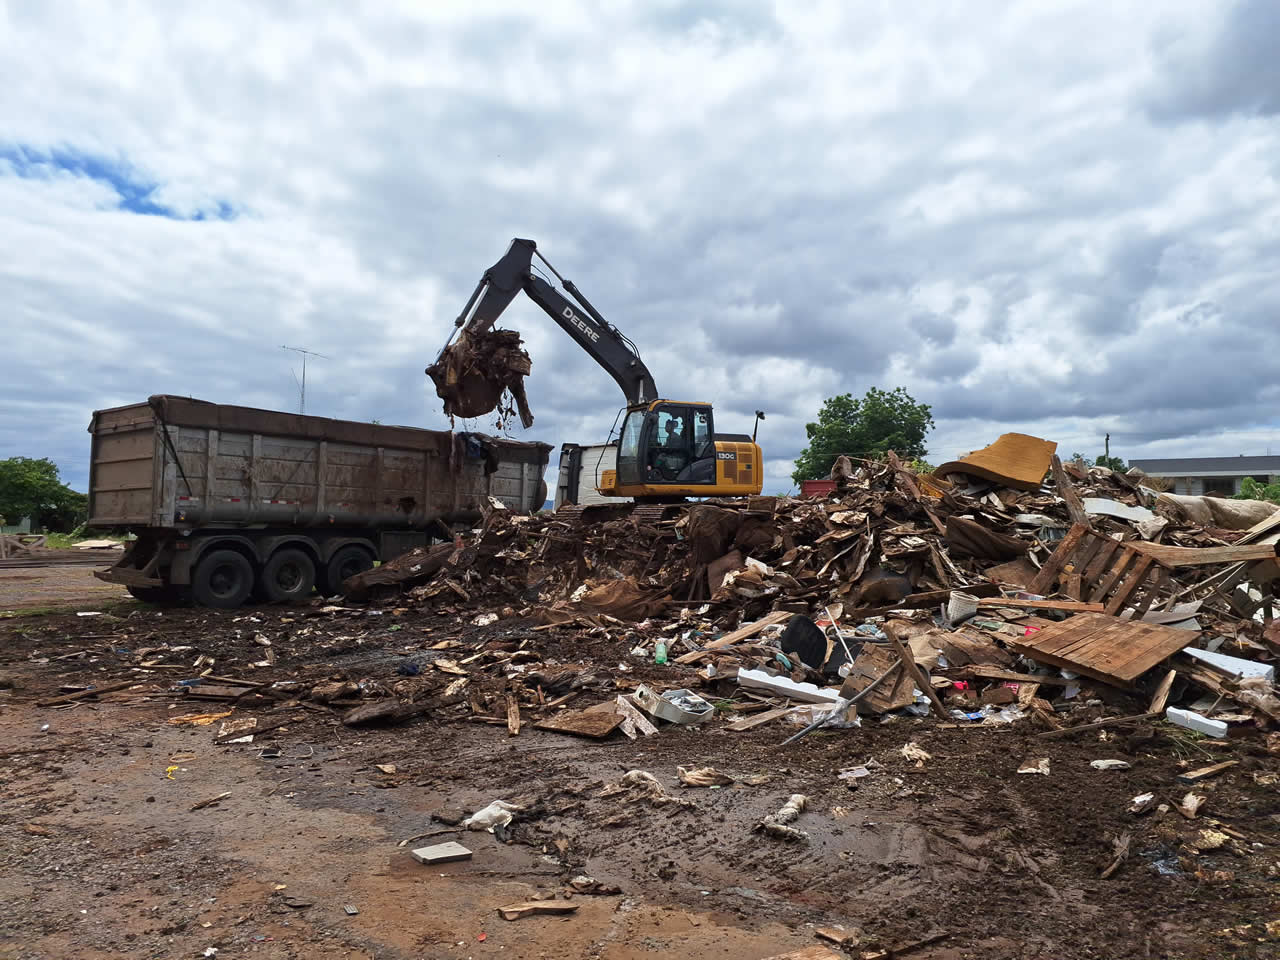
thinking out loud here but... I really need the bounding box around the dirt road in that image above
[0,563,128,613]
[2,600,1279,959]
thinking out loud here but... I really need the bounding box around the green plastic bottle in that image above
[654,640,668,665]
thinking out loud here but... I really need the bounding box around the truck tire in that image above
[192,550,255,609]
[322,545,375,597]
[261,548,316,604]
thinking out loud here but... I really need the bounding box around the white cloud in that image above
[1,0,1278,500]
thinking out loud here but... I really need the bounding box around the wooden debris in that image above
[341,700,431,727]
[534,706,623,739]
[497,900,579,921]
[725,706,797,731]
[1007,613,1196,688]
[814,928,859,948]
[977,598,1104,613]
[1127,541,1279,568]
[37,679,140,707]
[506,693,521,736]
[190,791,232,811]
[885,623,949,720]
[674,610,792,663]
[1100,832,1130,879]
[1177,760,1238,784]
[1147,668,1178,714]
[1036,712,1161,739]
[1052,454,1090,527]
[859,931,950,960]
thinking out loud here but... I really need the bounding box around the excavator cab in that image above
[603,401,762,500]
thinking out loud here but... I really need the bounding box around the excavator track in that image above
[553,502,689,526]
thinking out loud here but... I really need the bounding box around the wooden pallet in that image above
[1006,612,1197,688]
[1028,523,1172,617]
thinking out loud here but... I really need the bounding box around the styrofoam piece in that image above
[1182,647,1275,683]
[735,668,844,704]
[1166,707,1229,738]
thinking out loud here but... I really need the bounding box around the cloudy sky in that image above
[3,0,1279,497]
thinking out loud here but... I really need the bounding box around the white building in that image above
[1129,456,1280,496]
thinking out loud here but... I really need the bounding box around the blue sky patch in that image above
[0,144,234,220]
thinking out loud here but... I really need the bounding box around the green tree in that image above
[1235,477,1280,504]
[0,457,87,532]
[1095,454,1126,472]
[791,387,934,484]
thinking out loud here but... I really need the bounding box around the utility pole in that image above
[1105,433,1111,461]
[281,345,329,415]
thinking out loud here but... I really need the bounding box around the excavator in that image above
[427,238,764,502]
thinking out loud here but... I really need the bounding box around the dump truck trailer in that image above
[89,396,550,608]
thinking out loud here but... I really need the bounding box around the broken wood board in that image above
[674,610,792,663]
[37,679,141,706]
[1008,613,1197,688]
[534,705,623,739]
[497,900,579,921]
[725,705,797,732]
[1177,760,1238,783]
[949,665,1074,686]
[1028,522,1172,614]
[842,638,915,714]
[1036,711,1161,739]
[978,598,1104,613]
[1147,668,1178,713]
[758,947,843,960]
[1127,541,1279,568]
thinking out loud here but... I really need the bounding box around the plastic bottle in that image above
[654,640,668,665]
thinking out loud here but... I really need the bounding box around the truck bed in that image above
[88,396,550,530]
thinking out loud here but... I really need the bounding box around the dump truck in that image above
[89,396,550,608]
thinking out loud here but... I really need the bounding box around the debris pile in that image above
[332,434,1280,742]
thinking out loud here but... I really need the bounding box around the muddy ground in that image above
[3,594,1280,959]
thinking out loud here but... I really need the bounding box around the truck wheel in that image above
[261,548,316,604]
[322,546,374,596]
[192,550,255,609]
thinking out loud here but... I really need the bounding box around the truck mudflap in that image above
[94,536,166,588]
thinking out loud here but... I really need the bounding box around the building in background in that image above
[1129,456,1280,496]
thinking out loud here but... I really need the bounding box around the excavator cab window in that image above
[614,403,716,486]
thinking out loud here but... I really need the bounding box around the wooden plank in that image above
[1131,568,1165,619]
[533,706,622,739]
[1028,523,1090,596]
[37,679,140,706]
[1104,555,1154,615]
[1052,454,1090,526]
[949,665,1074,686]
[726,706,797,732]
[758,947,843,960]
[506,694,521,736]
[1090,550,1135,604]
[1035,711,1161,739]
[977,598,1104,613]
[1147,669,1177,713]
[1067,536,1105,600]
[1082,537,1121,586]
[1177,760,1238,783]
[1127,542,1279,568]
[673,610,791,663]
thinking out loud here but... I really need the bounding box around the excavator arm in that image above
[444,238,657,407]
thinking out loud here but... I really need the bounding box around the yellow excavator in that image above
[428,238,764,501]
